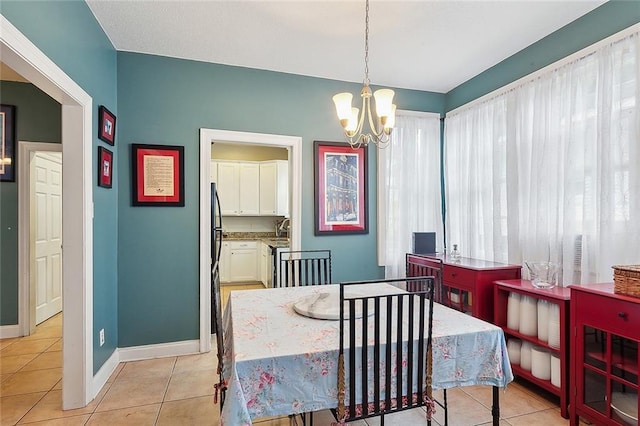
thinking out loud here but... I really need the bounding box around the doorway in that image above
[198,128,302,353]
[3,16,94,409]
[17,144,63,332]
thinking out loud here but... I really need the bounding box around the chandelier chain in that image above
[364,0,370,85]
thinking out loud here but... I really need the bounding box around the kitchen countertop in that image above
[224,232,289,248]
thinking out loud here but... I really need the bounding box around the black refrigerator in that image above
[211,183,223,336]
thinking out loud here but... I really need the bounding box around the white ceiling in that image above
[85,1,605,93]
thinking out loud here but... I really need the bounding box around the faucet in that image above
[276,218,290,238]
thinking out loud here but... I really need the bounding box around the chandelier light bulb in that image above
[384,104,397,132]
[332,92,353,121]
[373,89,395,118]
[345,107,360,135]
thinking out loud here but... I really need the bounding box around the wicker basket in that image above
[612,265,640,297]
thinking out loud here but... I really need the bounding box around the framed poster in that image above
[97,146,113,188]
[98,105,116,145]
[131,143,184,206]
[0,104,16,182]
[314,140,368,235]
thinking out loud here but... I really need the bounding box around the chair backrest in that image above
[406,253,444,304]
[276,249,332,288]
[335,276,436,424]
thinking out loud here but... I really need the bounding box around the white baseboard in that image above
[92,349,119,400]
[118,340,201,363]
[89,340,202,403]
[0,324,21,339]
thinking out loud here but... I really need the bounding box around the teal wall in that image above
[2,0,638,369]
[116,52,444,347]
[446,0,640,111]
[0,81,61,325]
[1,1,118,373]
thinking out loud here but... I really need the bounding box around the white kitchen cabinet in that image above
[219,241,230,283]
[210,160,218,183]
[239,163,260,215]
[228,241,259,282]
[216,161,260,215]
[261,242,271,286]
[217,162,240,215]
[259,160,289,216]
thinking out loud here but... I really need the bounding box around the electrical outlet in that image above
[99,329,105,346]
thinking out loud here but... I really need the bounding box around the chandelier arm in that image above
[346,95,368,148]
[366,106,385,139]
[356,95,367,137]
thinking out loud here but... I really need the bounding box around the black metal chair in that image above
[406,253,444,303]
[211,266,227,411]
[276,249,332,288]
[406,254,449,425]
[333,276,437,425]
[275,249,332,426]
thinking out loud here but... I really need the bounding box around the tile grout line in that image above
[153,356,179,425]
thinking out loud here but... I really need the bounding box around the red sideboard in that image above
[406,253,521,322]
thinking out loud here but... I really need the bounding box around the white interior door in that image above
[32,151,63,324]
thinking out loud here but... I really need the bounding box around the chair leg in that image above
[297,412,313,426]
[443,389,448,426]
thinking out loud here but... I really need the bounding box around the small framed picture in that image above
[0,104,16,182]
[98,105,116,145]
[131,143,185,207]
[98,146,113,188]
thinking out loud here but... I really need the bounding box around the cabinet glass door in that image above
[442,284,472,315]
[582,325,638,423]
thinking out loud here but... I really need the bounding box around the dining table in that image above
[220,283,513,425]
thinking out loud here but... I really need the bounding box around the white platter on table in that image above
[293,291,375,320]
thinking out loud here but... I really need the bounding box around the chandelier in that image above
[333,0,396,149]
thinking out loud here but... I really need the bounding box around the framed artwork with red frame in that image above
[314,140,368,235]
[131,143,184,207]
[98,105,116,145]
[97,146,113,188]
[0,104,16,182]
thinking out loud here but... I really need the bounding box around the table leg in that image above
[492,386,500,425]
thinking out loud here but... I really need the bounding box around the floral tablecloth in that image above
[220,284,513,425]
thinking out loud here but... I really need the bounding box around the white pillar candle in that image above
[507,292,521,330]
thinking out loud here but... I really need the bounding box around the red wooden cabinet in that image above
[406,253,521,322]
[494,279,571,418]
[570,283,639,426]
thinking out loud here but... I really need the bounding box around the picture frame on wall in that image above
[0,104,16,182]
[98,146,113,188]
[98,105,116,145]
[131,143,185,207]
[314,140,368,235]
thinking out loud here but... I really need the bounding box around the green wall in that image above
[446,0,640,111]
[116,52,444,347]
[0,81,61,325]
[1,1,118,373]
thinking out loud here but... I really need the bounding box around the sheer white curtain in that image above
[378,112,443,278]
[444,99,508,263]
[445,29,640,285]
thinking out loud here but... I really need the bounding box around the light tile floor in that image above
[1,285,579,425]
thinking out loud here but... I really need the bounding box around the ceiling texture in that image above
[86,0,606,93]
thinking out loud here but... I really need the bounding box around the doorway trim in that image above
[18,142,63,334]
[2,16,94,409]
[198,128,302,352]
